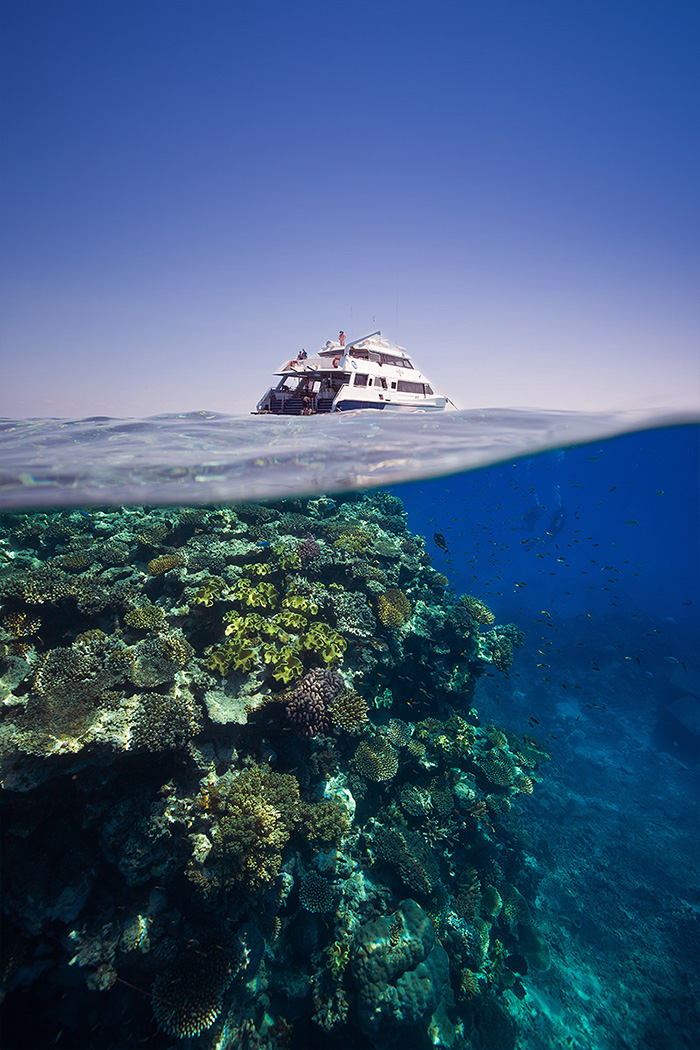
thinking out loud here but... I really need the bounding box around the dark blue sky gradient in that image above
[1,1,698,416]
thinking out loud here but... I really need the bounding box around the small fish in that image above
[623,520,639,525]
[664,656,679,664]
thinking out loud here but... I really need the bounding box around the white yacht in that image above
[254,330,448,414]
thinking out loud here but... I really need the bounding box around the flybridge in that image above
[253,331,447,415]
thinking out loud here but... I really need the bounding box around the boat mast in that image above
[343,330,381,352]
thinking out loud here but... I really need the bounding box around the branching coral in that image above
[376,587,412,628]
[299,871,333,912]
[354,736,399,781]
[460,594,495,625]
[210,767,302,892]
[124,604,166,632]
[146,553,185,576]
[329,687,368,732]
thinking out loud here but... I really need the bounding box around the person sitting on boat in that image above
[297,348,308,360]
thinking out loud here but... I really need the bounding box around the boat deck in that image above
[259,396,335,415]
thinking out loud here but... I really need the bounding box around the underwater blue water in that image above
[0,412,698,1050]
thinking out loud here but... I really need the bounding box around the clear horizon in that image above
[1,1,698,419]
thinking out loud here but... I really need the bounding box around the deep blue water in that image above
[0,417,697,1050]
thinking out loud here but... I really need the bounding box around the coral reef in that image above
[0,493,549,1049]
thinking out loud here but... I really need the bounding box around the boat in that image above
[253,330,448,415]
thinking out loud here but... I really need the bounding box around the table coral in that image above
[152,948,233,1039]
[460,594,495,626]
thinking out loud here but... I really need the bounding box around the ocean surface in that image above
[0,409,698,1050]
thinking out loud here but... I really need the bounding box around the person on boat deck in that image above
[297,348,307,360]
[339,331,345,347]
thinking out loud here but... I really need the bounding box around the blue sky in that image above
[1,0,698,418]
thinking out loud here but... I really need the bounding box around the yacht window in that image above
[354,373,369,387]
[424,384,434,395]
[391,381,396,389]
[350,349,370,360]
[397,380,424,394]
[377,377,388,389]
[381,355,413,368]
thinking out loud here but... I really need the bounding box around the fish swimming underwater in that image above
[434,532,449,553]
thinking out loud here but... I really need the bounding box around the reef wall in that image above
[0,492,549,1049]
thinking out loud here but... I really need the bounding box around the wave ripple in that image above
[0,407,697,510]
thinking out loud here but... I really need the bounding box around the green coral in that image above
[192,576,229,606]
[272,543,301,572]
[282,594,318,615]
[269,647,304,684]
[301,621,347,666]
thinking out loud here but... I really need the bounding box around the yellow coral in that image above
[124,605,166,632]
[376,588,412,628]
[147,553,185,576]
[354,736,398,781]
[460,594,495,625]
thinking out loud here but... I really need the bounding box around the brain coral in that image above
[377,588,412,628]
[351,899,450,1042]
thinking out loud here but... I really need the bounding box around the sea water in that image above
[0,410,698,1050]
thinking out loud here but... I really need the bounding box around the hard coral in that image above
[352,899,450,1041]
[460,594,495,625]
[329,687,369,733]
[147,553,185,576]
[285,668,344,738]
[354,736,399,781]
[301,799,350,844]
[124,604,166,632]
[298,536,321,563]
[377,587,412,628]
[480,748,517,788]
[299,871,334,912]
[152,949,232,1039]
[211,768,302,892]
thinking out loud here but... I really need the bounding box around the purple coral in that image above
[298,535,321,563]
[285,667,344,738]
